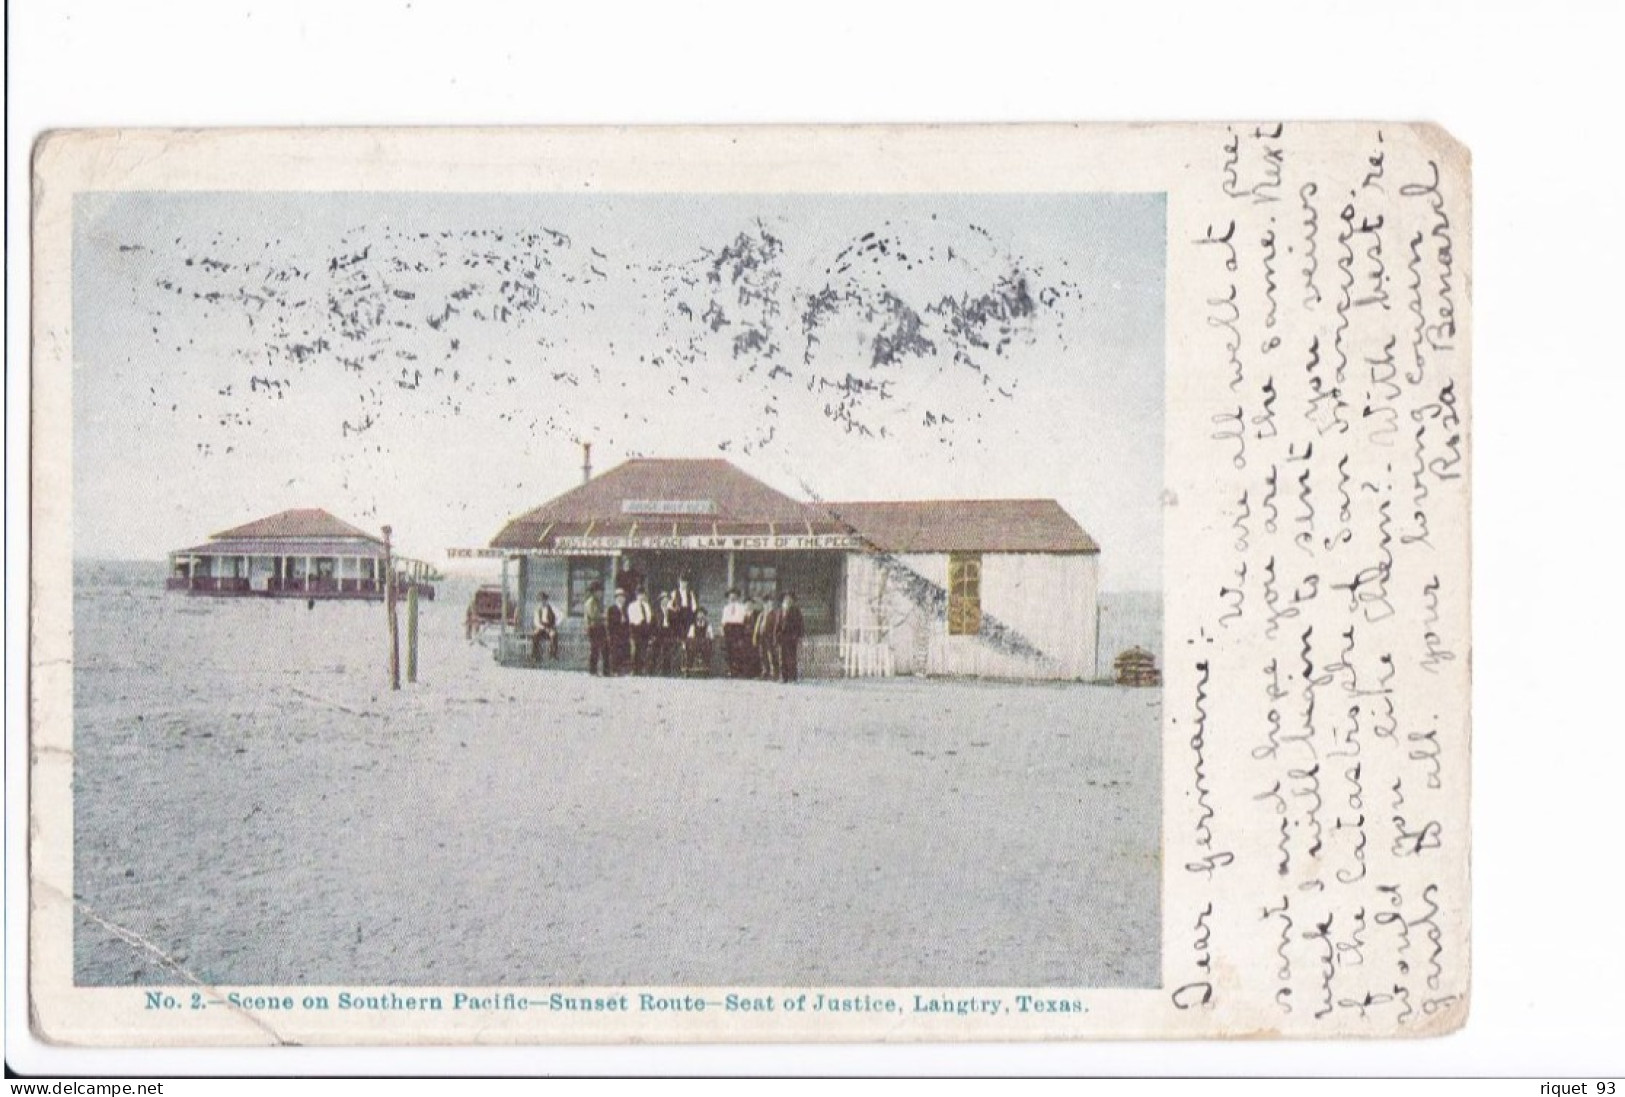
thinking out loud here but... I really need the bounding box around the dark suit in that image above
[584,593,608,675]
[777,604,805,682]
[606,603,631,675]
[671,588,698,636]
[684,619,714,676]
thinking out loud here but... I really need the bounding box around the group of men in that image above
[550,577,806,682]
[534,578,709,677]
[718,588,806,682]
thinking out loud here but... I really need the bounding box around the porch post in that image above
[500,555,511,654]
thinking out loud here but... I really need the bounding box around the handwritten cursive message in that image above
[1168,123,1469,1035]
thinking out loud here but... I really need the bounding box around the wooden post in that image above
[500,555,511,663]
[1094,603,1104,682]
[384,525,401,691]
[406,582,419,684]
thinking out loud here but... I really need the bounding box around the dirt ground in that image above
[70,565,1161,989]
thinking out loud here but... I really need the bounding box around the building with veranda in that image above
[487,458,1101,679]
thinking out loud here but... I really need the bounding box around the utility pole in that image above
[384,525,401,691]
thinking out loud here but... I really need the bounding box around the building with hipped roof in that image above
[488,458,1101,679]
[166,508,436,601]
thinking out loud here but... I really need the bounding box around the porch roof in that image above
[172,538,389,559]
[211,508,382,543]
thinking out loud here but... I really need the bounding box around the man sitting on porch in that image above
[531,591,559,662]
[685,607,715,677]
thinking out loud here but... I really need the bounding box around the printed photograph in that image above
[70,189,1166,991]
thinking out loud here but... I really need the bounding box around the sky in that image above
[72,191,1165,590]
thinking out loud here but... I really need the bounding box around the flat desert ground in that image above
[70,564,1161,989]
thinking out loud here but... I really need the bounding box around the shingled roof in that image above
[492,459,1099,554]
[491,459,850,548]
[176,536,390,559]
[824,499,1100,554]
[210,508,381,543]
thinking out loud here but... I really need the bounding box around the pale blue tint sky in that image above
[74,191,1164,589]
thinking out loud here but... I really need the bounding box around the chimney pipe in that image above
[581,442,593,485]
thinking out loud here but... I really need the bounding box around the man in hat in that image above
[720,588,748,677]
[741,594,762,678]
[606,588,632,676]
[755,593,781,681]
[777,591,805,683]
[654,590,679,676]
[672,574,699,637]
[685,606,715,677]
[627,587,655,675]
[584,581,608,675]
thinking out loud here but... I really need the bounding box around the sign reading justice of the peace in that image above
[447,533,865,556]
[548,533,864,552]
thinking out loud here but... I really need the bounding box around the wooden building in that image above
[489,459,1100,680]
[166,508,436,601]
[830,499,1100,680]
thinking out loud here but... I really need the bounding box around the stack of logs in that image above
[1113,646,1161,687]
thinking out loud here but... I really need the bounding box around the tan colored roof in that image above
[823,499,1100,554]
[491,459,819,548]
[210,508,381,543]
[492,459,1099,555]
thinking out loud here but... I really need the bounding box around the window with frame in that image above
[744,562,778,603]
[567,557,610,617]
[947,552,982,636]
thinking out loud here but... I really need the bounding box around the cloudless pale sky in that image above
[73,191,1164,589]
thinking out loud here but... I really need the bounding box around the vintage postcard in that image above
[28,124,1470,1044]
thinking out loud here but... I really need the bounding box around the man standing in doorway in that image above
[777,591,805,683]
[673,574,699,635]
[607,588,632,676]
